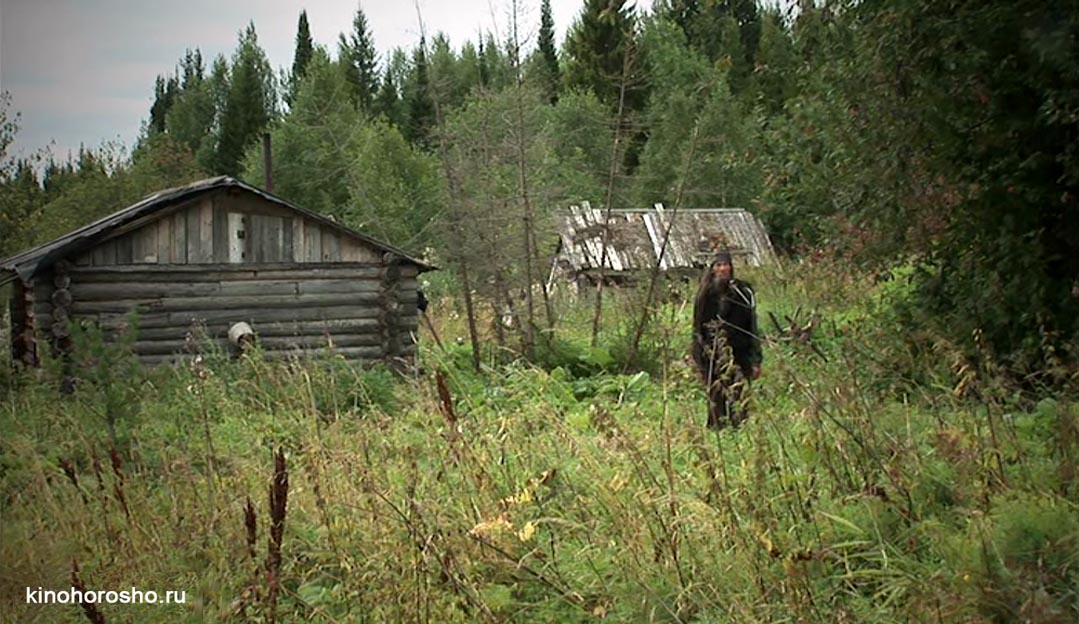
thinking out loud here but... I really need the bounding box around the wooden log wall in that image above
[73,191,381,267]
[379,256,402,361]
[32,263,421,366]
[10,279,37,366]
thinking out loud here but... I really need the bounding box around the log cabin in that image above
[0,176,434,367]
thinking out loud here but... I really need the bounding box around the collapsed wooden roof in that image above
[555,203,777,274]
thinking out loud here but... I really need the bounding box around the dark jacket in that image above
[692,278,762,371]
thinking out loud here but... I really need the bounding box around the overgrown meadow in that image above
[1,261,1077,623]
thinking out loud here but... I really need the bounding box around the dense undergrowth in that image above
[1,261,1077,623]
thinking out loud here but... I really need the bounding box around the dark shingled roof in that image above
[0,176,434,284]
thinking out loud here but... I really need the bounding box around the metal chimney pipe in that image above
[262,132,273,192]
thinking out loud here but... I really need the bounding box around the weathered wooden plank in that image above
[69,282,221,299]
[292,218,304,263]
[134,226,158,263]
[297,279,396,295]
[253,213,266,262]
[198,199,214,262]
[247,214,261,263]
[68,264,387,280]
[71,268,259,282]
[171,211,187,263]
[267,345,391,359]
[304,223,322,262]
[186,203,202,263]
[213,204,229,262]
[165,305,388,327]
[253,318,384,336]
[93,305,398,331]
[217,280,298,296]
[156,217,171,263]
[218,190,297,219]
[264,216,283,262]
[282,218,294,263]
[115,233,135,265]
[228,212,245,263]
[259,334,384,349]
[93,196,202,245]
[70,292,398,314]
[321,229,340,262]
[92,240,117,266]
[243,213,255,263]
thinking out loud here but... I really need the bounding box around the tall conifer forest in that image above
[2,1,1077,622]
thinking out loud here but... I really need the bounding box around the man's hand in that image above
[751,365,761,380]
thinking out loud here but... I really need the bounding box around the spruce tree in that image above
[374,65,403,128]
[288,10,314,106]
[480,33,511,90]
[428,34,464,109]
[563,0,645,112]
[458,42,483,95]
[149,74,179,134]
[477,38,490,88]
[166,48,216,154]
[214,23,275,176]
[405,37,436,148]
[179,49,205,90]
[338,34,362,104]
[341,3,379,112]
[748,9,795,113]
[536,0,561,104]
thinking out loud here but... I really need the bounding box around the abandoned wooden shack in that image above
[1,176,433,367]
[549,203,777,290]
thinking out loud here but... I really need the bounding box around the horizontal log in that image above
[131,341,407,358]
[262,345,415,359]
[136,346,400,367]
[217,281,298,296]
[70,282,222,299]
[68,263,390,281]
[118,317,390,341]
[131,333,385,356]
[168,305,402,327]
[66,277,414,300]
[299,278,417,295]
[70,292,417,315]
[258,334,383,349]
[93,306,380,330]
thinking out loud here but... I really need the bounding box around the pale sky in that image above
[0,0,586,163]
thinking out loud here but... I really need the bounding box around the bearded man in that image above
[691,251,762,429]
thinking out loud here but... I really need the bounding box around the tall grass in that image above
[1,259,1076,623]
